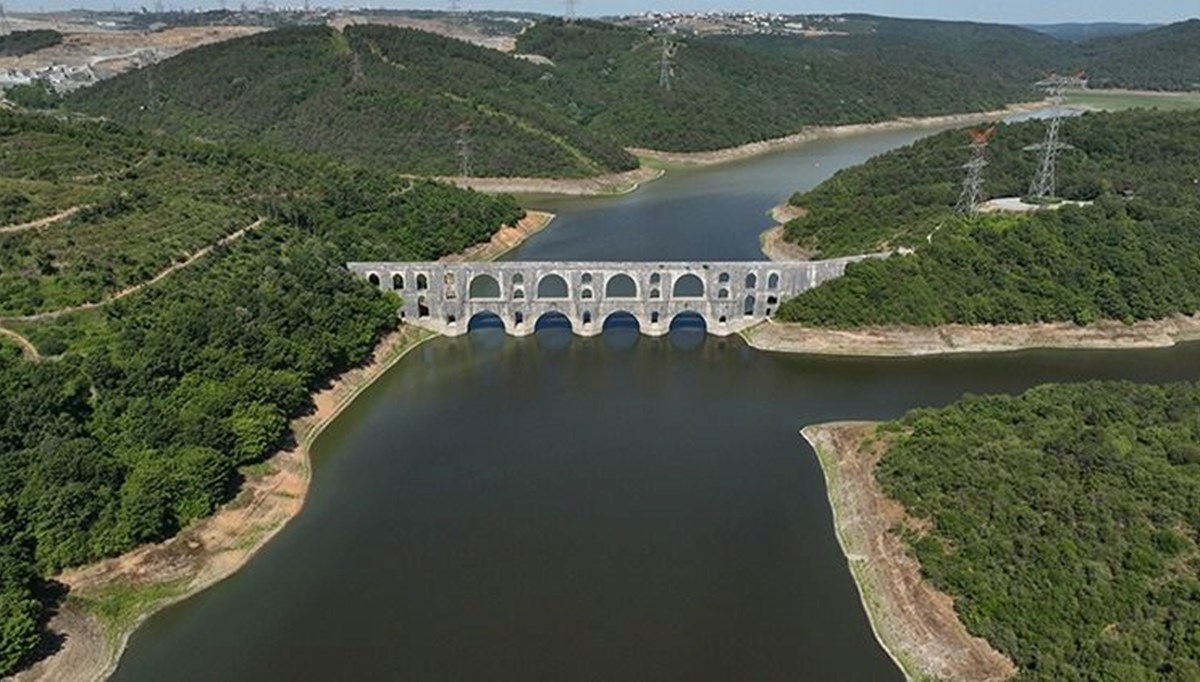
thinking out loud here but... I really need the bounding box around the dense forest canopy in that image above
[1079,19,1200,91]
[0,109,521,675]
[67,25,638,178]
[876,381,1200,679]
[64,16,1200,170]
[776,110,1200,327]
[0,30,62,57]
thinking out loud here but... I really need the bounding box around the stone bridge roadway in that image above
[347,257,881,337]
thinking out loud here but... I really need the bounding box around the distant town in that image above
[0,8,866,94]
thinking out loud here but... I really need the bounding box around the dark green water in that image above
[113,128,1200,681]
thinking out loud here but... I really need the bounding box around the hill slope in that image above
[0,108,523,675]
[1079,19,1200,90]
[875,381,1200,679]
[67,25,638,178]
[776,109,1200,328]
[515,17,1062,151]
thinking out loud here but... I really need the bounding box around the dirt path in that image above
[13,325,435,682]
[0,325,40,360]
[0,218,264,323]
[0,205,87,234]
[744,315,1200,357]
[802,422,1016,681]
[631,102,1045,167]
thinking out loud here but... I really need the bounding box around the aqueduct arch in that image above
[348,257,884,338]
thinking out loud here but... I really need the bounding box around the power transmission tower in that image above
[1026,71,1086,200]
[447,0,461,13]
[657,36,677,91]
[0,3,11,35]
[956,127,994,214]
[563,0,577,21]
[456,122,473,178]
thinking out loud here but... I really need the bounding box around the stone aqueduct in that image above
[348,257,880,337]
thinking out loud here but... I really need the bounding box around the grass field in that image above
[1066,89,1200,111]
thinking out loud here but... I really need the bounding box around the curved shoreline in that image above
[630,101,1045,168]
[802,422,1015,681]
[744,315,1200,357]
[431,102,1045,197]
[13,212,551,682]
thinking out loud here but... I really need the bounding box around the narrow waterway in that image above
[112,123,1198,681]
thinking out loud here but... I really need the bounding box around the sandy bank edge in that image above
[439,210,554,262]
[434,166,663,196]
[745,315,1200,357]
[801,422,1015,682]
[630,102,1045,167]
[13,210,553,682]
[15,326,435,682]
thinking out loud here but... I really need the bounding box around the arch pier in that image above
[347,258,882,338]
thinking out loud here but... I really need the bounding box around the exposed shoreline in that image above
[745,315,1200,357]
[630,101,1045,167]
[802,422,1015,681]
[439,210,554,262]
[435,166,663,196]
[12,211,551,682]
[759,203,811,262]
[433,102,1044,197]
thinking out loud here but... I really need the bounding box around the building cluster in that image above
[0,63,96,92]
[618,12,851,37]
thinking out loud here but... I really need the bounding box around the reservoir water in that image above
[112,126,1200,680]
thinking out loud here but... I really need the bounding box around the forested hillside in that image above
[1079,19,1200,91]
[776,110,1200,327]
[875,381,1200,679]
[64,16,1200,166]
[67,25,637,178]
[0,109,522,675]
[515,17,1057,151]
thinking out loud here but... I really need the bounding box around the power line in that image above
[1026,71,1087,200]
[657,36,677,92]
[956,127,994,214]
[456,122,473,178]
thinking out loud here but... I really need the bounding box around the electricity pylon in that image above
[1026,71,1086,199]
[956,127,995,214]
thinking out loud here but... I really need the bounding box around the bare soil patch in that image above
[803,422,1015,681]
[435,166,663,196]
[0,26,263,80]
[745,315,1200,357]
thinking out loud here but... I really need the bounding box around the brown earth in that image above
[802,422,1016,681]
[439,210,554,262]
[745,315,1200,357]
[434,166,663,197]
[328,13,518,52]
[630,102,1046,167]
[759,204,812,262]
[0,26,263,79]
